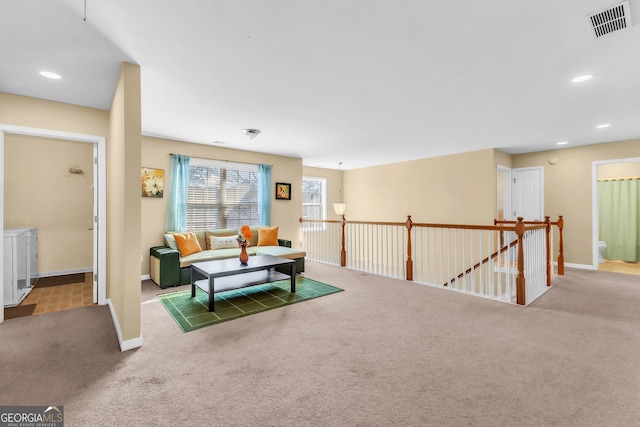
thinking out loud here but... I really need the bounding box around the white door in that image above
[512,167,544,221]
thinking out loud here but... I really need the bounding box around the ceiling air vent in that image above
[587,1,632,38]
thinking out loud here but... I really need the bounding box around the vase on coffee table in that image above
[239,242,249,265]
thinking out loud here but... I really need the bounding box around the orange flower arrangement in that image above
[237,225,253,245]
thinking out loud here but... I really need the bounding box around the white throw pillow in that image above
[164,233,178,250]
[210,235,238,250]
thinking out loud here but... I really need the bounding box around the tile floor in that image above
[599,259,640,276]
[20,273,94,316]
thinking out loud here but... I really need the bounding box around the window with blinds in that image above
[302,176,326,230]
[186,158,259,230]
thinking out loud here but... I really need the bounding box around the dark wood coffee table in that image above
[190,255,296,312]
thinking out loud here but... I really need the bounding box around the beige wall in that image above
[494,149,513,169]
[1,93,108,279]
[141,136,304,276]
[512,138,640,266]
[0,93,109,136]
[4,134,93,274]
[108,63,142,342]
[598,161,640,179]
[344,149,497,224]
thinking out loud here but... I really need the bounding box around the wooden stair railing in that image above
[556,216,564,275]
[300,214,561,305]
[494,215,564,276]
[407,217,532,304]
[406,216,413,281]
[339,214,347,267]
[444,238,519,287]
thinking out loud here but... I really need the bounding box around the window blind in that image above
[186,159,259,230]
[302,177,326,230]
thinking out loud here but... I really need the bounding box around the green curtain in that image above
[598,179,640,262]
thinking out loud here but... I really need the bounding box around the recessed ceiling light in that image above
[241,129,261,139]
[557,141,568,145]
[571,74,592,83]
[596,123,611,128]
[39,71,61,80]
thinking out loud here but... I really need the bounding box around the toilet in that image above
[598,241,607,263]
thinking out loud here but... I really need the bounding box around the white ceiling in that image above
[2,0,639,170]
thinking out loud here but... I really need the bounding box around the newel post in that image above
[515,217,526,305]
[405,215,413,281]
[545,216,551,286]
[340,214,346,267]
[557,215,564,275]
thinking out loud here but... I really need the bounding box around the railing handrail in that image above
[300,218,547,232]
[495,215,564,227]
[495,219,544,224]
[415,222,547,232]
[299,218,342,224]
[300,218,405,227]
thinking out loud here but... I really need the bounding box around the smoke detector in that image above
[587,1,632,38]
[241,129,261,139]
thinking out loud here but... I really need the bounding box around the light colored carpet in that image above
[1,264,639,426]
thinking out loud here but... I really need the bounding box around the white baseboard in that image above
[140,274,151,281]
[38,267,92,278]
[106,298,144,352]
[120,335,144,352]
[558,262,597,271]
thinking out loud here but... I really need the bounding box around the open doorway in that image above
[592,157,640,275]
[0,124,106,324]
[496,165,511,222]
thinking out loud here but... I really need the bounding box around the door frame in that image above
[0,124,107,323]
[496,165,512,221]
[591,156,640,270]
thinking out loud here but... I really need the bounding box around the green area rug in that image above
[158,277,343,332]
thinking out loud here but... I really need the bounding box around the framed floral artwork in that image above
[141,167,164,198]
[275,182,291,200]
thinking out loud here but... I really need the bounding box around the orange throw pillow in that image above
[257,226,279,246]
[173,231,203,257]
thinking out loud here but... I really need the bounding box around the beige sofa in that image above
[149,227,306,288]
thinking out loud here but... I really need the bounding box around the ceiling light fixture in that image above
[596,124,611,128]
[39,71,61,80]
[557,141,568,145]
[571,74,592,83]
[241,129,261,139]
